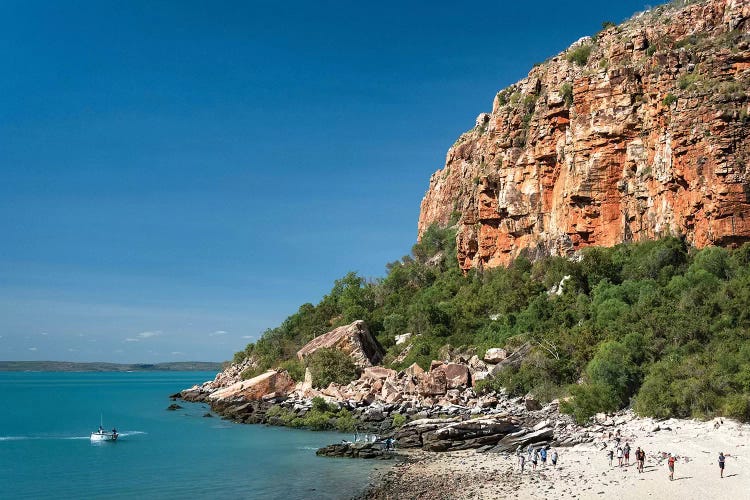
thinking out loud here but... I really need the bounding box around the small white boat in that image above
[90,428,118,442]
[90,415,118,442]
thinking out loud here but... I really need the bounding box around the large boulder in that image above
[418,370,447,396]
[404,363,425,377]
[483,348,508,364]
[430,362,471,389]
[362,366,397,381]
[395,416,521,452]
[208,370,295,401]
[488,427,554,453]
[296,320,385,367]
[394,332,413,345]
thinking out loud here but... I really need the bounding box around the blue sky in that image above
[1,0,650,363]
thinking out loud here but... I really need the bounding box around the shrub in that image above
[311,396,336,413]
[561,383,620,424]
[662,93,677,106]
[586,341,640,405]
[335,409,357,432]
[392,413,407,428]
[474,376,505,395]
[301,411,333,430]
[278,359,305,381]
[567,44,593,66]
[307,348,360,388]
[677,73,701,90]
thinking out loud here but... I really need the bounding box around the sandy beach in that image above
[361,415,749,499]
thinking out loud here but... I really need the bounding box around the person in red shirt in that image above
[668,453,676,480]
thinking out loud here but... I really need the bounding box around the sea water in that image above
[0,372,380,499]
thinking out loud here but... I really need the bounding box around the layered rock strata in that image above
[296,320,385,367]
[418,0,750,269]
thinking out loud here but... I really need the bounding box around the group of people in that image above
[515,444,558,473]
[604,431,728,481]
[606,441,645,473]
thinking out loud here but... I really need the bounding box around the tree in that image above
[306,349,360,388]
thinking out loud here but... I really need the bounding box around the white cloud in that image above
[138,330,162,339]
[209,330,227,337]
[124,338,140,342]
[67,348,77,352]
[28,347,37,351]
[241,335,253,339]
[171,351,184,356]
[40,332,49,336]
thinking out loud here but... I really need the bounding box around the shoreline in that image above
[356,416,749,499]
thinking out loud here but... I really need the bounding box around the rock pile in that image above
[316,442,395,459]
[178,338,595,451]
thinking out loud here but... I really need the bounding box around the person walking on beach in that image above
[617,446,624,467]
[519,453,526,474]
[540,447,547,466]
[608,448,614,467]
[667,453,675,481]
[532,448,539,470]
[551,449,558,466]
[623,442,630,466]
[719,452,725,478]
[635,447,645,473]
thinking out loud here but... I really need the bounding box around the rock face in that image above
[208,370,295,401]
[316,442,395,459]
[418,0,750,269]
[296,320,385,367]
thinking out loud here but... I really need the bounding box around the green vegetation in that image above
[677,72,702,90]
[662,93,677,106]
[567,43,593,67]
[560,83,574,107]
[307,348,360,388]
[236,223,750,424]
[392,413,407,428]
[265,397,358,431]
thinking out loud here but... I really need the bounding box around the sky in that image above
[0,0,651,363]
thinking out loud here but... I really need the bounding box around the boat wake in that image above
[116,430,147,437]
[1,435,88,441]
[1,431,147,441]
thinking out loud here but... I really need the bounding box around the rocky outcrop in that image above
[394,416,540,452]
[296,320,385,367]
[179,356,257,401]
[418,0,750,269]
[208,369,295,401]
[316,442,396,459]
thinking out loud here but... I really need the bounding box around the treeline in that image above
[235,225,750,423]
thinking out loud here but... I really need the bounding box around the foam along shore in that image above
[359,415,749,499]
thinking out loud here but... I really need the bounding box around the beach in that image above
[361,415,749,499]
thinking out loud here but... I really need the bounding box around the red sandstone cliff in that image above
[418,0,750,269]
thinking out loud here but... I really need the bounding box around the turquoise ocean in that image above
[0,371,380,499]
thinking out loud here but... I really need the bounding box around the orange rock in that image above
[418,0,750,270]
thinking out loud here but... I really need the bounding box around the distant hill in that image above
[0,361,223,372]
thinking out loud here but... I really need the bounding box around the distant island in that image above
[0,361,223,372]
